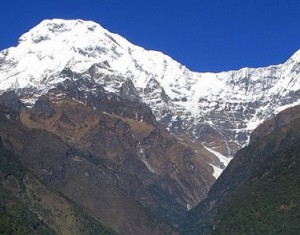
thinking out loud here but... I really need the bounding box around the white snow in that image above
[203,145,232,167]
[209,163,223,179]
[204,145,233,179]
[275,100,300,114]
[136,142,156,174]
[187,203,192,210]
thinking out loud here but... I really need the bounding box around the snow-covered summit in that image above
[1,19,300,178]
[0,19,190,94]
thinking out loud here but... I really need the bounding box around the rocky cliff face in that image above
[1,19,300,177]
[0,144,115,235]
[0,87,216,233]
[182,105,300,234]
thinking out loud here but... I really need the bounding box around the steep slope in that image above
[0,145,114,235]
[0,87,216,233]
[0,187,54,235]
[0,94,180,234]
[1,19,300,176]
[182,105,300,234]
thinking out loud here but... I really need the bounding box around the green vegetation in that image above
[211,136,300,235]
[0,186,55,235]
[148,183,185,226]
[72,204,116,235]
[0,145,116,235]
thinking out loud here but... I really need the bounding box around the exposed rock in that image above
[0,90,215,233]
[32,96,56,116]
[0,102,177,235]
[0,91,23,111]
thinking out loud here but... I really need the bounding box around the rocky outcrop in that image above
[0,91,24,111]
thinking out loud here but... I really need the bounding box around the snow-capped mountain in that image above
[1,19,300,177]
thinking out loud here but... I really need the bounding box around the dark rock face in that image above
[0,101,176,235]
[0,90,214,234]
[51,69,157,125]
[182,105,300,234]
[0,91,23,111]
[32,96,56,116]
[120,78,140,101]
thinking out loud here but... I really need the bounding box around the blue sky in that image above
[1,0,300,72]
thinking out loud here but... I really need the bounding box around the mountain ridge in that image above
[1,18,300,177]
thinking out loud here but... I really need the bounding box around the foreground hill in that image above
[182,105,300,234]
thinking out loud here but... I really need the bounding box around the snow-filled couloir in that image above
[1,19,300,177]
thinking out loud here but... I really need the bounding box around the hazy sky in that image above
[1,0,300,72]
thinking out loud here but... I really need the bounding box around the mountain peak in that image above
[1,19,300,179]
[289,49,300,62]
[18,19,104,44]
[0,19,187,95]
[0,19,134,91]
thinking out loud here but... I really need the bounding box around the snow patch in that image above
[203,145,232,167]
[204,145,233,178]
[275,100,300,114]
[209,163,223,179]
[136,142,156,174]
